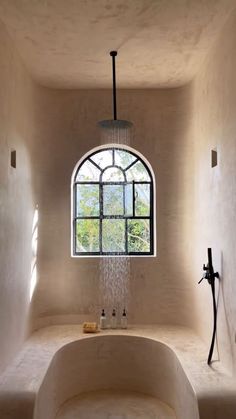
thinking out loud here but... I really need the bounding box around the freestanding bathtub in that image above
[34,334,199,419]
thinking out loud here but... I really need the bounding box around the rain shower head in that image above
[98,51,133,138]
[97,51,133,145]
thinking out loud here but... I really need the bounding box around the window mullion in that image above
[99,183,103,254]
[125,218,128,254]
[132,181,135,217]
[123,183,126,216]
[125,158,138,172]
[123,182,128,253]
[88,158,102,172]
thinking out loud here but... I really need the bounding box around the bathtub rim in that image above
[35,331,199,419]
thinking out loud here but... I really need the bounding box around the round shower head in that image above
[98,119,133,129]
[98,119,133,145]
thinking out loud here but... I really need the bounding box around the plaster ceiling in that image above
[0,0,234,89]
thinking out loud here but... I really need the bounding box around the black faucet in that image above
[199,248,219,285]
[198,248,219,365]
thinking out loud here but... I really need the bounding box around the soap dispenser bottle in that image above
[100,309,107,330]
[121,308,128,329]
[111,308,117,329]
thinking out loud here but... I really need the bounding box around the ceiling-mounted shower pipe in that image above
[110,51,117,120]
[98,51,133,142]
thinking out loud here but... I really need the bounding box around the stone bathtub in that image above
[34,334,198,419]
[0,325,235,419]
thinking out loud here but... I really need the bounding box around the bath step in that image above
[56,389,176,419]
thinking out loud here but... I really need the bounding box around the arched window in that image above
[71,145,155,256]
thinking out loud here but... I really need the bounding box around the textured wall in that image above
[0,0,234,89]
[0,14,198,371]
[29,86,196,330]
[187,9,236,373]
[0,21,36,373]
[2,3,236,378]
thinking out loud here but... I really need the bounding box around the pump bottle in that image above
[100,309,107,329]
[121,308,128,329]
[111,308,117,329]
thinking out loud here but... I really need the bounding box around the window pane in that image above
[76,219,99,252]
[135,184,150,216]
[126,161,150,181]
[128,220,150,253]
[102,219,125,253]
[76,160,100,181]
[73,147,154,256]
[102,167,125,182]
[103,185,123,215]
[115,149,136,169]
[90,149,112,169]
[76,184,99,216]
[125,183,133,216]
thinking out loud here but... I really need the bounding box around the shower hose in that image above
[198,248,219,365]
[208,276,217,365]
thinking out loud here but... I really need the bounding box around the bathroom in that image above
[0,1,236,418]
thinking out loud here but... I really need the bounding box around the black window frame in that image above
[72,146,154,256]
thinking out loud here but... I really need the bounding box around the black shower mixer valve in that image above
[198,263,219,285]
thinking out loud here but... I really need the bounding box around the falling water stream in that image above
[98,119,133,323]
[99,257,130,323]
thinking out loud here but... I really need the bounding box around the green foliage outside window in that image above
[73,147,153,255]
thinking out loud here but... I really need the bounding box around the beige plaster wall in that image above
[187,9,236,373]
[30,4,236,374]
[2,2,236,379]
[0,21,36,373]
[0,13,199,372]
[29,86,196,330]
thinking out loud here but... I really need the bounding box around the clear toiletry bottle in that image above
[111,309,117,329]
[121,308,128,329]
[100,309,107,330]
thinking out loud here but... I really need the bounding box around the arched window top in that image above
[72,145,155,257]
[75,147,151,183]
